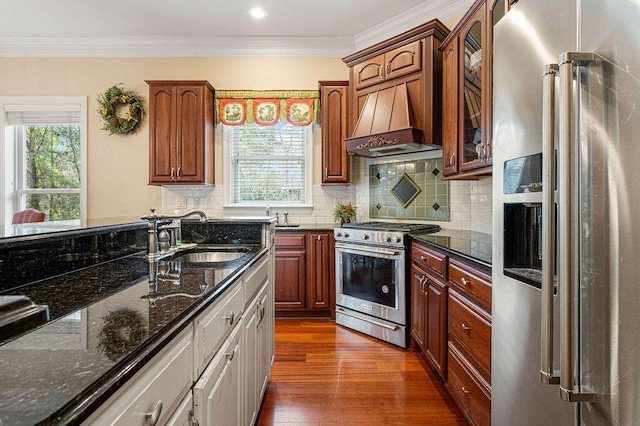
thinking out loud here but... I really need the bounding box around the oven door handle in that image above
[336,308,400,331]
[335,243,401,257]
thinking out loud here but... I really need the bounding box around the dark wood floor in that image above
[257,319,467,425]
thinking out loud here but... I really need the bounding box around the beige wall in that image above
[0,57,349,218]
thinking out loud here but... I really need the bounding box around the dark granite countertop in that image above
[275,223,338,231]
[410,229,492,267]
[0,246,267,425]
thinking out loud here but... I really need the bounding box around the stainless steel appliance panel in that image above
[492,0,576,423]
[493,0,640,424]
[335,242,406,326]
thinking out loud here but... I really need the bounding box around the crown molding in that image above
[0,36,356,58]
[354,0,474,51]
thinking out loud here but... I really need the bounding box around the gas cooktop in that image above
[341,222,441,233]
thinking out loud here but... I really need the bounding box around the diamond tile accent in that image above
[376,172,381,180]
[391,174,421,208]
[432,202,440,211]
[376,203,382,210]
[432,167,440,176]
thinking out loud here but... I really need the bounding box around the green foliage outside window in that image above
[22,125,81,221]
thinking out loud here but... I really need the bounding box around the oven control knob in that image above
[394,235,402,243]
[336,231,343,237]
[383,234,391,242]
[362,233,369,240]
[343,232,350,238]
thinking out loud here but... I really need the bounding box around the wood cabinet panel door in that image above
[385,40,422,81]
[175,85,204,183]
[353,55,385,90]
[319,81,349,185]
[425,275,448,379]
[307,232,333,310]
[442,40,459,177]
[410,264,427,350]
[149,85,177,184]
[274,249,306,310]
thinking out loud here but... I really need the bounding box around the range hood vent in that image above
[346,83,436,157]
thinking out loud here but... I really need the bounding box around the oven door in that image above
[335,242,406,325]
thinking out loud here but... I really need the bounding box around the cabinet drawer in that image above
[448,258,491,308]
[84,328,193,425]
[194,284,243,377]
[446,342,491,426]
[244,255,268,308]
[448,290,491,378]
[411,242,447,278]
[275,233,306,249]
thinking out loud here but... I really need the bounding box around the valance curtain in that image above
[215,90,320,126]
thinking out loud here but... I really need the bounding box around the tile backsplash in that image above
[369,158,450,221]
[161,153,492,233]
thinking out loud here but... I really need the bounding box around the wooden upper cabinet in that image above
[442,41,459,176]
[147,80,215,186]
[353,41,422,90]
[353,56,385,90]
[319,81,350,185]
[385,40,422,81]
[440,0,492,179]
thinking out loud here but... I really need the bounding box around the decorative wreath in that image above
[97,84,145,135]
[97,309,147,362]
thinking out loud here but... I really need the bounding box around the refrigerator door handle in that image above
[540,63,560,386]
[557,51,596,403]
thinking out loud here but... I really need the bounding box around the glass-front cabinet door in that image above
[459,5,485,172]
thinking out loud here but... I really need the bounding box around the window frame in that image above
[222,122,313,209]
[0,97,88,224]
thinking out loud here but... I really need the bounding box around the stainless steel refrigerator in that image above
[492,0,640,424]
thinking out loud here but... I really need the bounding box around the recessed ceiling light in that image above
[248,7,268,19]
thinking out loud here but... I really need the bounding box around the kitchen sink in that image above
[170,246,253,264]
[275,224,300,227]
[176,251,246,263]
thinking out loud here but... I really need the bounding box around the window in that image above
[223,122,312,207]
[1,97,87,224]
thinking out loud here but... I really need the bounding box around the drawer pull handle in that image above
[223,311,235,325]
[145,400,163,425]
[189,409,199,426]
[226,348,236,361]
[461,386,470,395]
[420,255,426,261]
[461,277,470,286]
[461,323,470,333]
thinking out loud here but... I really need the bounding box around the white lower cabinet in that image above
[193,322,243,426]
[86,252,275,426]
[83,328,193,425]
[165,392,194,426]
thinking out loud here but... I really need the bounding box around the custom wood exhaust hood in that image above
[345,83,431,157]
[342,19,449,158]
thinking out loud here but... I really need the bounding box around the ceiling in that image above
[0,0,472,57]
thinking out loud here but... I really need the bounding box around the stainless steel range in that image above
[334,222,440,347]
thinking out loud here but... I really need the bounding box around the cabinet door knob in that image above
[461,277,470,286]
[188,409,199,426]
[222,311,235,325]
[420,255,426,261]
[226,348,236,361]
[461,386,470,395]
[145,400,163,425]
[170,167,175,180]
[461,323,470,333]
[317,235,322,241]
[177,167,181,179]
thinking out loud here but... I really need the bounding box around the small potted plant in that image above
[333,202,357,225]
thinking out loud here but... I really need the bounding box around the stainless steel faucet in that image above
[141,208,208,260]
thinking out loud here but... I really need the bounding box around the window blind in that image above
[229,122,307,204]
[5,108,82,125]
